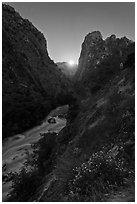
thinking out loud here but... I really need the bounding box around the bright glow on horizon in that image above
[68,60,75,66]
[7,3,135,63]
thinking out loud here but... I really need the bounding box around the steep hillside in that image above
[32,33,134,202]
[2,4,70,138]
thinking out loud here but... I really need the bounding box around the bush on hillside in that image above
[67,148,130,202]
[8,132,58,201]
[31,132,58,174]
[7,168,42,202]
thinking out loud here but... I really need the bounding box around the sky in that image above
[5,2,135,64]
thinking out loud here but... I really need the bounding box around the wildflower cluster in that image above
[68,146,129,201]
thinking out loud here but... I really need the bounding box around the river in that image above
[2,105,68,201]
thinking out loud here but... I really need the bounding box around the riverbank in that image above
[2,105,68,201]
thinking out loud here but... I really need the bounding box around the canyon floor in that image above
[2,105,68,201]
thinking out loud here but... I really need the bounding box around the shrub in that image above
[8,132,58,201]
[67,148,130,201]
[8,168,42,202]
[67,102,79,123]
[28,132,58,174]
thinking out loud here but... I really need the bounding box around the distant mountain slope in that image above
[2,4,69,138]
[56,62,77,78]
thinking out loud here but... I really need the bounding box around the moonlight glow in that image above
[68,60,75,66]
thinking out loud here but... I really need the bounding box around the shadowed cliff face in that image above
[76,31,133,84]
[2,4,69,138]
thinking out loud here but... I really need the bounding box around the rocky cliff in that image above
[76,31,133,89]
[2,4,69,138]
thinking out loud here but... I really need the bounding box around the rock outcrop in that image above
[2,4,68,138]
[76,31,133,84]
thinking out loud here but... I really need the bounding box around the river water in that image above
[2,105,68,201]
